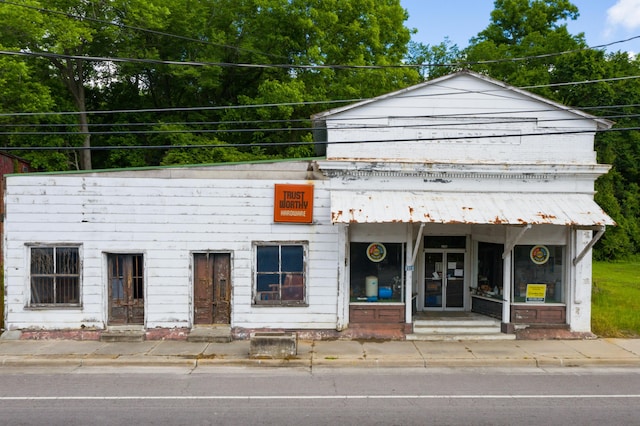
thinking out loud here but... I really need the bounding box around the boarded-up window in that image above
[254,243,306,306]
[30,246,80,305]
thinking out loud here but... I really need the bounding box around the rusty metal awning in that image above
[330,191,615,226]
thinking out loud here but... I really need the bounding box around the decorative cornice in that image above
[317,160,610,180]
[324,169,555,180]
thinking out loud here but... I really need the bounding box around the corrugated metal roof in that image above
[330,191,615,226]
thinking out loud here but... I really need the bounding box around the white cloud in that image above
[606,0,640,32]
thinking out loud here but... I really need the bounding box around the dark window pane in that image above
[31,248,53,274]
[281,246,303,271]
[30,247,80,305]
[111,278,124,300]
[31,277,54,304]
[282,273,304,301]
[424,236,466,249]
[255,243,306,305]
[57,248,79,274]
[57,277,79,303]
[257,246,279,272]
[133,255,144,300]
[257,274,280,292]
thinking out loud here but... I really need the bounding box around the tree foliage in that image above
[463,0,640,259]
[0,0,419,170]
[0,0,639,258]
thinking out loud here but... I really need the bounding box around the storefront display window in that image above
[513,245,564,304]
[350,242,404,303]
[475,242,504,299]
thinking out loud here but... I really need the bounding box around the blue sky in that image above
[401,0,640,54]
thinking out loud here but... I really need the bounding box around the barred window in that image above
[30,246,80,306]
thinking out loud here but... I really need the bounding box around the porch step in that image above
[406,332,515,341]
[408,315,515,341]
[101,327,146,342]
[187,326,232,343]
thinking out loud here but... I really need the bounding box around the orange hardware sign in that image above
[274,184,314,223]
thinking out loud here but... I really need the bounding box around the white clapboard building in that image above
[2,71,614,341]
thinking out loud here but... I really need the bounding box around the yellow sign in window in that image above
[526,284,547,303]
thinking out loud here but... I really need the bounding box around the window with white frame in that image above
[30,246,80,306]
[254,242,307,305]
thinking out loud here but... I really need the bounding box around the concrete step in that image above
[410,314,514,341]
[414,318,500,328]
[414,325,505,335]
[406,332,516,341]
[101,327,145,342]
[187,326,232,343]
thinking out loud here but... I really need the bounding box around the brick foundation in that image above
[20,329,101,340]
[17,327,192,341]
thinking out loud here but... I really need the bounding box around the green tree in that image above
[405,38,462,80]
[465,0,584,92]
[90,0,419,162]
[0,0,174,170]
[0,54,74,170]
[465,0,640,258]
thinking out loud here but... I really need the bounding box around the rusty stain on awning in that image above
[330,191,615,226]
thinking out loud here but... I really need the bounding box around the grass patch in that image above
[592,258,640,337]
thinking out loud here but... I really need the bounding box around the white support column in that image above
[405,224,415,325]
[335,224,349,331]
[571,229,594,332]
[502,252,512,329]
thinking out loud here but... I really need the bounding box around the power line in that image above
[3,42,638,72]
[4,111,640,137]
[0,99,359,118]
[1,73,640,120]
[2,126,638,152]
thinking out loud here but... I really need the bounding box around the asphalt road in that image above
[1,366,639,425]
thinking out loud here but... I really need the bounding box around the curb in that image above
[0,356,639,369]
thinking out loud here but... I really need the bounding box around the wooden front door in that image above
[194,253,231,325]
[108,254,144,325]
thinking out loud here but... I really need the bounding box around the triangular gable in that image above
[312,70,612,130]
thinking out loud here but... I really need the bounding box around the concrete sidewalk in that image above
[1,337,639,369]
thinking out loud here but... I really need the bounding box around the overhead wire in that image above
[1,0,640,152]
[5,111,640,136]
[2,126,639,152]
[1,74,640,120]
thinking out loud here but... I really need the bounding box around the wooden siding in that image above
[323,73,601,165]
[3,170,339,330]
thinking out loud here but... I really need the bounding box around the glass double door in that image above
[424,250,465,310]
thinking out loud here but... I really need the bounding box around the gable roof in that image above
[311,70,613,130]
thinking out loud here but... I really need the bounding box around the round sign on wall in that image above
[366,243,387,262]
[530,245,550,265]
